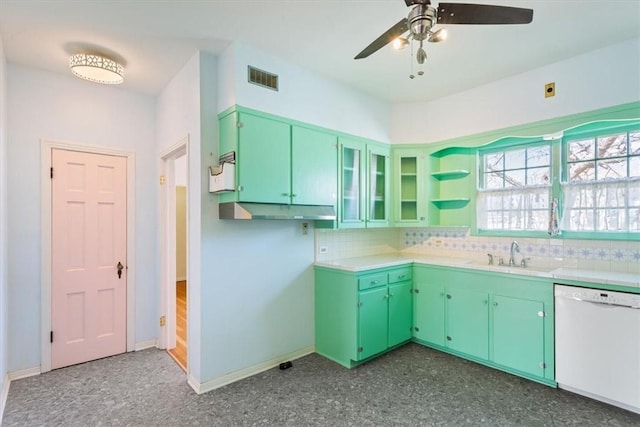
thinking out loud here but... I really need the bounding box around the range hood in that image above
[219,202,336,220]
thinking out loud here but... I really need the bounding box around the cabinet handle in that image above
[371,280,379,285]
[291,194,296,198]
[282,192,289,197]
[483,299,488,305]
[538,311,545,317]
[398,274,405,279]
[237,185,244,191]
[493,302,498,307]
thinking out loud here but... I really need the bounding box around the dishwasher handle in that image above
[559,295,640,310]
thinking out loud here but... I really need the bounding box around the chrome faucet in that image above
[509,241,520,266]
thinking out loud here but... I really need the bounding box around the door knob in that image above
[117,262,124,279]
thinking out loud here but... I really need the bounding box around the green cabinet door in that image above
[393,149,427,226]
[414,281,446,346]
[358,286,389,360]
[388,281,413,347]
[339,138,365,228]
[492,295,545,378]
[291,126,337,206]
[237,113,291,203]
[446,288,489,360]
[366,144,390,226]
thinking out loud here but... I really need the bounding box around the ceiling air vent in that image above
[248,66,278,91]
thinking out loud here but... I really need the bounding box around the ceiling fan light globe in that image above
[393,37,410,50]
[428,28,448,43]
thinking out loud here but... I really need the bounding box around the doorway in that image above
[159,138,188,372]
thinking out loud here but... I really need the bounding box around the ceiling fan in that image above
[355,0,533,66]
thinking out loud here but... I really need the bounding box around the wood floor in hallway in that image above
[168,280,186,370]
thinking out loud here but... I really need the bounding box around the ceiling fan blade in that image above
[355,18,409,59]
[436,3,533,25]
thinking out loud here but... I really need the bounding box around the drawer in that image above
[388,267,412,284]
[358,273,388,290]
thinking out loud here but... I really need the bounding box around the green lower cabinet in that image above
[491,295,545,378]
[388,281,413,347]
[358,287,389,360]
[413,281,445,346]
[315,266,413,368]
[446,288,489,360]
[413,265,555,386]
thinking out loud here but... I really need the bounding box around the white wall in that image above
[0,36,9,414]
[392,38,640,144]
[156,51,204,382]
[5,65,157,372]
[219,42,392,142]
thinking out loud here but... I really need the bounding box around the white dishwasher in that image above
[555,284,640,414]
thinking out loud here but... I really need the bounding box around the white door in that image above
[51,149,127,369]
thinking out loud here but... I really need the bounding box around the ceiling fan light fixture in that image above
[69,53,124,85]
[428,27,448,43]
[393,37,410,50]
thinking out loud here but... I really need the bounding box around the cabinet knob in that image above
[384,294,390,299]
[439,292,445,297]
[446,336,452,341]
[398,274,405,279]
[414,327,420,332]
[281,192,289,197]
[538,311,545,317]
[446,294,451,299]
[493,302,498,307]
[414,289,420,294]
[483,299,488,305]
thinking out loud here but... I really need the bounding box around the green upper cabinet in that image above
[339,137,366,227]
[218,107,338,207]
[392,148,428,227]
[338,137,390,228]
[291,126,337,206]
[237,112,291,203]
[366,144,391,226]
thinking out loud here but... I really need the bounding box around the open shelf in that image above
[430,198,470,209]
[431,170,470,180]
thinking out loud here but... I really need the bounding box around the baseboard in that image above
[1,374,9,423]
[191,346,314,395]
[134,339,158,351]
[7,366,40,381]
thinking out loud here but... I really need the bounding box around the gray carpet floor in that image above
[3,343,639,426]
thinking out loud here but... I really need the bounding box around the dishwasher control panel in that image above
[554,284,640,308]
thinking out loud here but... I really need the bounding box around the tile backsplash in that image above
[315,227,640,275]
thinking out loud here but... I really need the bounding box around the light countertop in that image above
[314,253,639,289]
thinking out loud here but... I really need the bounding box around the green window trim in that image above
[475,118,640,239]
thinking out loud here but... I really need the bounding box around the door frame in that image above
[40,139,136,373]
[158,136,189,352]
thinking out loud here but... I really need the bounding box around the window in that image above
[477,143,551,231]
[562,129,640,232]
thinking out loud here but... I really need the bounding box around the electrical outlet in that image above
[434,239,442,247]
[160,316,166,327]
[302,222,309,235]
[319,246,328,254]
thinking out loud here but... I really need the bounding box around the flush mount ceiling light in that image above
[69,53,124,84]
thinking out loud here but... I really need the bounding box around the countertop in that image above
[314,253,640,289]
